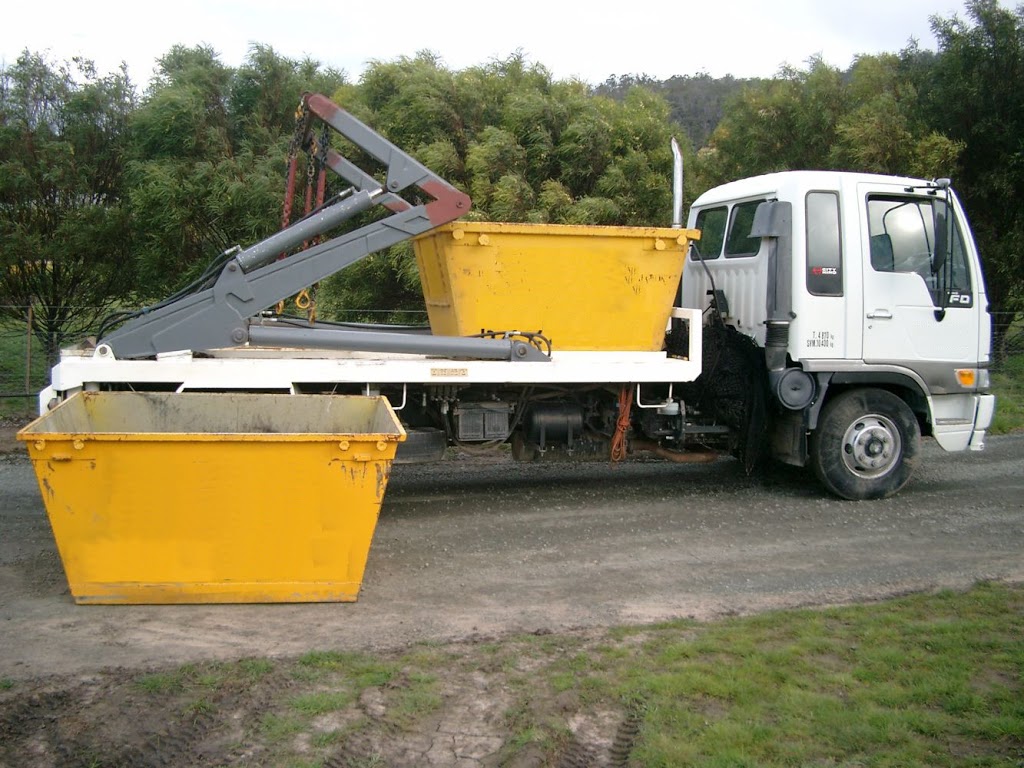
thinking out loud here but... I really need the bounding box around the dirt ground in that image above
[1,423,1022,766]
[0,423,20,455]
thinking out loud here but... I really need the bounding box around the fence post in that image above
[25,305,33,393]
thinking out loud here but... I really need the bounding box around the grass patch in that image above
[311,730,344,748]
[260,712,304,743]
[596,582,1024,767]
[387,672,442,729]
[0,678,13,691]
[183,697,216,722]
[134,658,273,697]
[290,690,356,715]
[238,658,274,679]
[991,353,1024,433]
[471,583,1024,767]
[297,650,396,688]
[135,669,190,695]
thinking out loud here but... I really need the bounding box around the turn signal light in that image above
[955,369,976,387]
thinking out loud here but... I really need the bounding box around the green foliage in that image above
[318,52,678,314]
[831,54,964,178]
[695,51,965,191]
[349,51,675,227]
[359,51,465,151]
[318,242,426,323]
[597,72,762,148]
[465,126,528,210]
[127,45,347,297]
[0,52,138,359]
[694,59,841,186]
[919,0,1024,316]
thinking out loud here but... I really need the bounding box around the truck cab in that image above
[683,171,995,499]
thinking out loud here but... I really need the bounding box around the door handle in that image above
[866,309,893,320]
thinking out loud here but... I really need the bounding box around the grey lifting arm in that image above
[100,94,479,361]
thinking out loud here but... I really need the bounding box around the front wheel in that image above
[809,388,920,500]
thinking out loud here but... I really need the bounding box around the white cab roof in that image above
[691,171,938,208]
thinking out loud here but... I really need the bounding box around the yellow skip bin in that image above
[414,222,700,351]
[18,391,406,604]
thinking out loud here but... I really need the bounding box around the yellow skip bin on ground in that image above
[18,391,405,604]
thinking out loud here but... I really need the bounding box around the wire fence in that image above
[2,305,1023,413]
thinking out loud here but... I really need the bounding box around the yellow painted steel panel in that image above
[414,222,700,351]
[18,392,405,604]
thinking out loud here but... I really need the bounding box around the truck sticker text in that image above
[947,291,973,308]
[807,330,836,350]
[430,367,469,377]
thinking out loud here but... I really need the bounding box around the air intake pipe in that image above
[750,201,815,410]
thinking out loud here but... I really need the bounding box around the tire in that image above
[809,388,920,500]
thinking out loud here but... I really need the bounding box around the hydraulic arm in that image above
[98,94,547,363]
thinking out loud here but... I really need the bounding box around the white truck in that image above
[37,94,995,500]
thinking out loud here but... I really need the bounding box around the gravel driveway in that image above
[1,434,1022,680]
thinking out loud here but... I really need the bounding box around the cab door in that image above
[859,184,978,365]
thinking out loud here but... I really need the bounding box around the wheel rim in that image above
[840,413,902,479]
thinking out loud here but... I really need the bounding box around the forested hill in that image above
[594,73,763,148]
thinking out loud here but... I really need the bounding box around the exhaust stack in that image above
[671,138,684,228]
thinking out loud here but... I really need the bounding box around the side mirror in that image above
[932,197,949,274]
[931,185,955,321]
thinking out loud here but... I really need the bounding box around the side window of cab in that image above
[724,200,763,258]
[692,206,727,260]
[806,191,843,296]
[691,200,765,260]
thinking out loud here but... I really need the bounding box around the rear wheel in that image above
[810,388,920,500]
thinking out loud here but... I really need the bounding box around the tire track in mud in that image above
[0,690,72,766]
[0,667,299,768]
[0,680,213,768]
[607,703,645,767]
[123,703,220,768]
[556,703,645,768]
[211,668,297,767]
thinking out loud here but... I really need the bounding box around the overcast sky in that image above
[1,0,982,87]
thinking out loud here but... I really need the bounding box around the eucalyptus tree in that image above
[127,44,347,297]
[693,53,962,191]
[319,52,684,318]
[0,52,137,360]
[920,0,1024,321]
